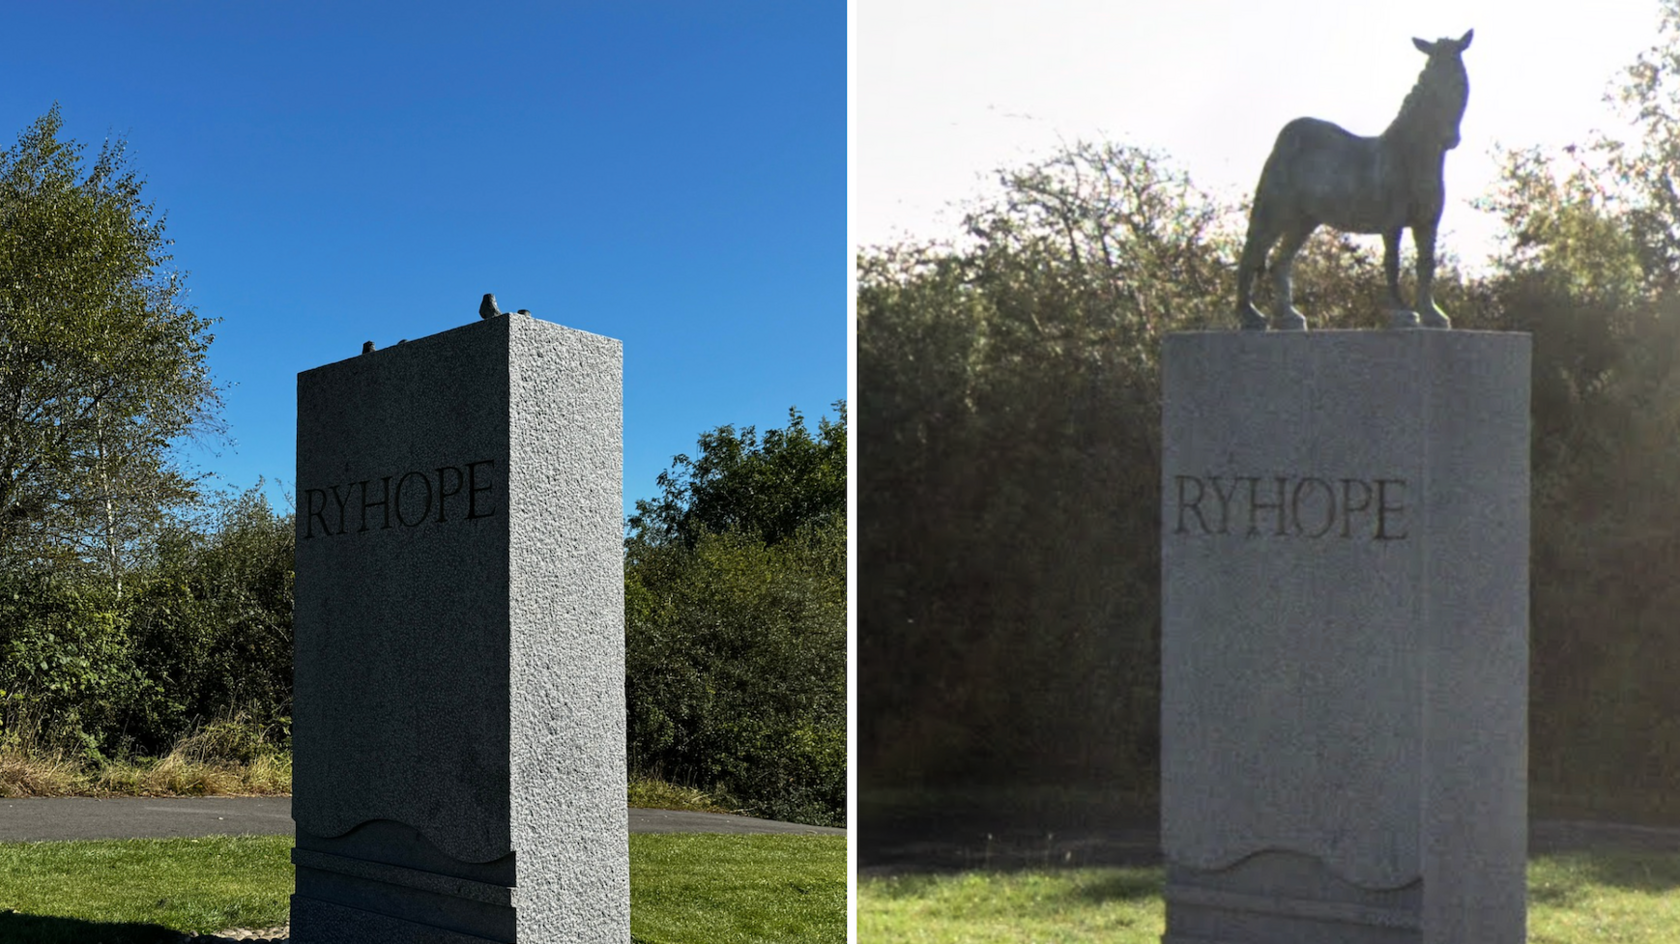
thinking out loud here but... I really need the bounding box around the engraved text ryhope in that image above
[1171,473,1407,541]
[302,459,496,539]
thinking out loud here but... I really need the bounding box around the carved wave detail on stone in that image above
[1175,843,1421,892]
[296,815,514,870]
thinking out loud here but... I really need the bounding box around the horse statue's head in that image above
[1400,29,1473,150]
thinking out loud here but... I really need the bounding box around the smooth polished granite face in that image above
[293,313,627,943]
[1160,331,1529,944]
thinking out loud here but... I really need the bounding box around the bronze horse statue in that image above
[1235,30,1472,331]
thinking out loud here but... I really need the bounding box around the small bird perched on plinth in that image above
[480,293,501,319]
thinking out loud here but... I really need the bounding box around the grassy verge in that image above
[628,774,731,813]
[860,867,1164,943]
[0,835,290,942]
[3,747,730,815]
[630,834,846,944]
[1529,850,1680,942]
[0,833,846,943]
[859,851,1680,943]
[1,716,294,799]
[0,749,292,799]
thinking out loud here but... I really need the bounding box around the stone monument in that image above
[291,311,628,943]
[1160,330,1528,943]
[1235,30,1473,331]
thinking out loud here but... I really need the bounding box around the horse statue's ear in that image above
[1458,29,1473,49]
[1413,37,1434,54]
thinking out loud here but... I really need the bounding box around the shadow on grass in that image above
[862,823,1161,877]
[1067,868,1165,903]
[864,864,1163,907]
[861,873,948,900]
[860,784,1161,877]
[1531,849,1680,905]
[0,911,184,943]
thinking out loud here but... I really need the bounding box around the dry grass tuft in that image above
[147,753,245,796]
[1,748,293,798]
[9,731,704,806]
[0,749,81,797]
[241,751,294,794]
[0,711,293,798]
[627,774,730,813]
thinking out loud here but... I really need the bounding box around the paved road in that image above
[0,797,845,843]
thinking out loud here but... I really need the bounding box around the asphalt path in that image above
[0,797,845,843]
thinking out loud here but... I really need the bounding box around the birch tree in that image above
[0,107,222,586]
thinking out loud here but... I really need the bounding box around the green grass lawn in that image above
[1527,851,1680,942]
[861,866,1163,943]
[630,834,846,944]
[0,833,846,944]
[0,836,289,943]
[859,851,1680,943]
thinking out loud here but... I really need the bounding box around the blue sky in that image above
[2,2,845,521]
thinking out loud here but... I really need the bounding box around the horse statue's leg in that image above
[1267,220,1315,331]
[1412,223,1451,328]
[1235,216,1276,331]
[1383,228,1420,329]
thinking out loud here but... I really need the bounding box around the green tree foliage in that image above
[859,143,1236,792]
[1606,0,1680,294]
[1470,0,1680,812]
[0,570,151,757]
[858,51,1680,825]
[628,404,845,549]
[121,486,295,755]
[0,106,221,585]
[0,485,293,760]
[626,406,846,825]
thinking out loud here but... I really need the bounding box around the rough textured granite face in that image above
[291,314,627,943]
[506,316,628,939]
[1159,330,1528,944]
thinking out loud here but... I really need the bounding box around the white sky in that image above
[855,0,1661,270]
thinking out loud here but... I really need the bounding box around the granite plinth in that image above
[292,314,627,943]
[1159,330,1528,944]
